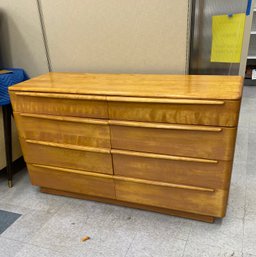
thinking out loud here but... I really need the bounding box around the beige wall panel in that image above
[0,0,49,169]
[41,0,189,74]
[0,0,49,77]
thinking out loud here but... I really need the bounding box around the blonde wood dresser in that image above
[9,73,243,222]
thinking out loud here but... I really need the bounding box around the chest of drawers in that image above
[9,73,242,222]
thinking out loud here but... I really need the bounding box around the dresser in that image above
[9,73,243,222]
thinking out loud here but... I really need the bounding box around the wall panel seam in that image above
[186,0,192,74]
[36,0,52,72]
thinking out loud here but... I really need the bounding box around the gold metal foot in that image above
[8,180,13,188]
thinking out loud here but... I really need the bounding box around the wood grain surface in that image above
[28,164,116,198]
[40,188,215,223]
[9,72,243,100]
[14,113,111,148]
[9,73,242,221]
[110,123,237,160]
[115,180,227,217]
[108,100,240,127]
[112,150,232,189]
[21,139,113,174]
[10,92,108,119]
[28,163,225,217]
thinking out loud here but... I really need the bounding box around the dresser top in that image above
[9,72,243,100]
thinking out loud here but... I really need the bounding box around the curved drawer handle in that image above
[15,92,225,105]
[109,120,223,132]
[15,92,106,101]
[114,176,214,192]
[111,149,218,164]
[31,164,112,179]
[107,96,225,105]
[18,113,222,132]
[19,113,109,125]
[26,140,110,154]
[31,164,214,193]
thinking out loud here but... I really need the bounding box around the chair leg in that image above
[2,104,13,188]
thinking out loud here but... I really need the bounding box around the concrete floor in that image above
[0,85,256,257]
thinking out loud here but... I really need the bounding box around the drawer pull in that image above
[15,92,224,105]
[18,113,222,132]
[15,92,106,101]
[19,113,109,125]
[31,164,214,193]
[26,140,110,154]
[114,176,215,192]
[32,164,112,178]
[107,96,225,105]
[109,120,222,132]
[111,149,218,164]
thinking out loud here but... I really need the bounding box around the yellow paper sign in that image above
[211,13,245,63]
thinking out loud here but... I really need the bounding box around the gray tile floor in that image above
[0,85,256,257]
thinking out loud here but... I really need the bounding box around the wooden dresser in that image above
[9,73,243,222]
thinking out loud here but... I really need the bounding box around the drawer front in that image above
[14,113,111,148]
[27,164,116,198]
[110,121,237,161]
[112,150,232,189]
[10,92,108,119]
[21,139,113,174]
[115,179,228,217]
[108,98,240,127]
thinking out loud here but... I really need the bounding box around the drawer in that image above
[21,139,113,174]
[110,121,237,161]
[14,113,111,148]
[107,97,240,127]
[10,92,108,119]
[112,149,232,189]
[115,178,228,217]
[27,164,116,199]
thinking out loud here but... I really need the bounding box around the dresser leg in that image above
[8,180,13,188]
[2,104,13,188]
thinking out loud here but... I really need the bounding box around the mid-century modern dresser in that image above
[9,73,243,222]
